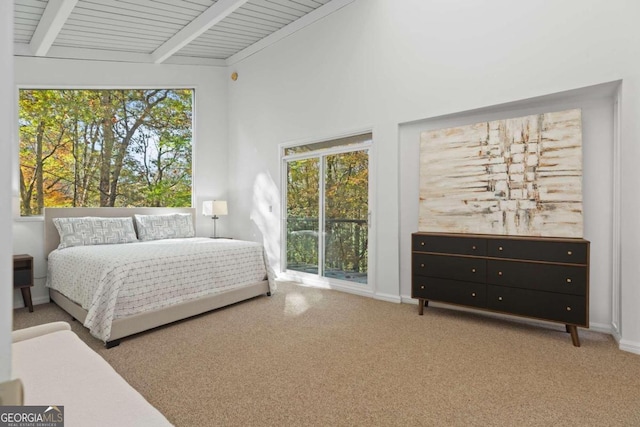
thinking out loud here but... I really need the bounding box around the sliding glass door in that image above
[284,134,370,285]
[286,158,320,275]
[323,151,368,283]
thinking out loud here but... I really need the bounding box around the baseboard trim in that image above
[406,297,640,354]
[374,293,401,303]
[619,339,640,355]
[13,295,50,309]
[34,295,50,305]
[402,298,618,333]
[401,295,417,304]
[589,322,612,334]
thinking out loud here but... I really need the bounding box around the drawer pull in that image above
[471,292,476,297]
[421,285,425,289]
[420,263,425,268]
[471,268,476,273]
[421,242,425,246]
[566,306,572,311]
[566,278,572,283]
[472,245,477,250]
[498,246,503,251]
[567,250,572,255]
[498,271,503,276]
[498,296,503,301]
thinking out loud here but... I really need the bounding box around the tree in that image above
[19,90,73,215]
[18,89,193,215]
[286,150,369,278]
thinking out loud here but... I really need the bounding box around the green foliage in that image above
[286,150,368,281]
[19,89,193,215]
[324,152,368,278]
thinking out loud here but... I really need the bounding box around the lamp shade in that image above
[202,200,228,216]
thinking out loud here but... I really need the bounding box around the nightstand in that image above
[13,254,34,312]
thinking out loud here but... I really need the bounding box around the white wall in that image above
[227,0,640,351]
[12,57,229,307]
[0,0,14,382]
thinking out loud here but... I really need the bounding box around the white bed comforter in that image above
[46,238,274,341]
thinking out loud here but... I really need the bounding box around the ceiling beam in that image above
[14,43,227,67]
[29,0,78,57]
[152,0,249,64]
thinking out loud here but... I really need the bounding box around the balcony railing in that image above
[286,217,368,284]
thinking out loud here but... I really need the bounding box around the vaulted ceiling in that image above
[14,0,353,66]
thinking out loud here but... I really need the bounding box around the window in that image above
[18,89,193,216]
[283,133,371,284]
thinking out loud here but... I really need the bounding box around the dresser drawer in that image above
[487,239,587,264]
[413,234,486,256]
[413,253,485,282]
[413,277,486,308]
[487,285,587,325]
[487,260,586,295]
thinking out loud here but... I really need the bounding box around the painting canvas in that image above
[419,109,583,238]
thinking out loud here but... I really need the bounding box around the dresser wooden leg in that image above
[418,299,425,315]
[567,325,580,347]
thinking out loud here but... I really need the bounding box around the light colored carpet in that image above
[13,282,640,426]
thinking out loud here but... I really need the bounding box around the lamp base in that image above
[210,215,219,238]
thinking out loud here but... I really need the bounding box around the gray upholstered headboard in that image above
[44,207,196,256]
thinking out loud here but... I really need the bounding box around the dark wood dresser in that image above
[412,232,590,346]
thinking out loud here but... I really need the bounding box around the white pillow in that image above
[134,213,195,241]
[53,217,138,249]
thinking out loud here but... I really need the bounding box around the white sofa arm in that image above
[12,322,71,343]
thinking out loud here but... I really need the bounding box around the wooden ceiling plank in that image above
[74,2,190,26]
[15,0,47,13]
[81,0,200,22]
[59,28,166,44]
[16,0,47,7]
[117,0,209,16]
[15,6,46,18]
[179,0,217,9]
[236,6,297,25]
[54,37,158,51]
[251,0,311,15]
[200,29,261,42]
[14,11,44,22]
[68,11,183,32]
[64,21,174,40]
[29,0,78,56]
[14,16,39,27]
[213,23,271,39]
[223,15,281,32]
[152,0,251,64]
[64,16,174,37]
[187,37,248,48]
[265,0,320,12]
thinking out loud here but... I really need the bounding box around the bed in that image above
[44,207,274,348]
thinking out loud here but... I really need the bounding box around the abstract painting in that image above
[419,109,583,238]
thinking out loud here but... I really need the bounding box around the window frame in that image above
[14,85,197,219]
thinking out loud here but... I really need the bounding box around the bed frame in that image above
[44,207,271,348]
